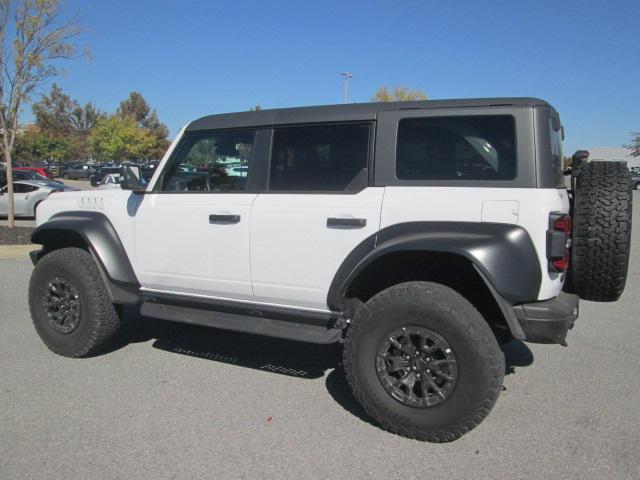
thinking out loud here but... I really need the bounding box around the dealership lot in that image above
[0,193,638,480]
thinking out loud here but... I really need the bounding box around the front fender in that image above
[31,211,139,304]
[327,221,542,310]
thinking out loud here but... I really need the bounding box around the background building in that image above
[585,147,639,169]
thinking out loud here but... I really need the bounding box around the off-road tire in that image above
[571,161,632,302]
[29,247,121,357]
[343,281,505,442]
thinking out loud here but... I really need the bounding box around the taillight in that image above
[547,213,572,272]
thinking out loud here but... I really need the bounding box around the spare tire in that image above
[570,161,633,301]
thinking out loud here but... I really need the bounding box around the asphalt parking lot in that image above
[1,193,639,480]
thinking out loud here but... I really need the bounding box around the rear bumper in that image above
[512,293,579,344]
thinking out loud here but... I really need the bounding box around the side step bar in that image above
[140,299,344,344]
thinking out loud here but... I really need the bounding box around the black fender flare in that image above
[327,221,542,311]
[30,211,139,304]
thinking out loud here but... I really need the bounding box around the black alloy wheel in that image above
[376,326,457,408]
[43,277,81,334]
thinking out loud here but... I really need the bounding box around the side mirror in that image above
[120,165,143,190]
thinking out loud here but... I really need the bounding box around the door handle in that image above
[209,214,241,224]
[327,217,367,228]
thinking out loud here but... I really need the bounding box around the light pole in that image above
[341,72,354,104]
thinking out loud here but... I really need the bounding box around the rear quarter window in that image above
[396,115,516,181]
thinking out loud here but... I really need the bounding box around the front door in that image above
[134,128,259,301]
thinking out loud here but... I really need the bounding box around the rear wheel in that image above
[570,161,632,301]
[29,247,121,357]
[343,282,504,442]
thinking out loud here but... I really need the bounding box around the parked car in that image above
[28,98,633,442]
[1,169,61,186]
[14,166,54,180]
[0,180,76,217]
[64,164,95,180]
[631,171,640,189]
[90,167,121,186]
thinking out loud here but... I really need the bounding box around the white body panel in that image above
[380,187,570,300]
[250,188,385,310]
[134,193,256,298]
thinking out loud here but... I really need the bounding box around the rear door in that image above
[250,123,383,311]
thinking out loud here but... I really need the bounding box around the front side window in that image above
[269,124,369,191]
[157,130,255,192]
[396,115,516,181]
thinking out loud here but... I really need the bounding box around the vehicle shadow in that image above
[114,307,534,423]
[117,306,341,379]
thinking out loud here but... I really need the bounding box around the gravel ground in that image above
[0,225,34,245]
[0,193,638,480]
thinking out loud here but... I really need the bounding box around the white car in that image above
[0,180,75,217]
[27,98,633,442]
[97,173,121,189]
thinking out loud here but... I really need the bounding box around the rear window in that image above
[396,115,516,181]
[549,117,564,187]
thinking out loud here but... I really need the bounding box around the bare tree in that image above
[0,0,87,227]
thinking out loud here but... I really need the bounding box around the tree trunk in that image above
[5,148,15,228]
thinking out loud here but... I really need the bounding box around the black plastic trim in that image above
[31,211,140,304]
[513,293,579,344]
[328,221,542,310]
[140,291,343,344]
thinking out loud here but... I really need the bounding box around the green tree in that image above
[371,86,428,102]
[625,132,640,157]
[0,0,87,227]
[31,83,104,159]
[14,127,72,162]
[88,115,155,162]
[117,91,169,159]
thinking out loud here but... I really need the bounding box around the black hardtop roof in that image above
[186,97,552,132]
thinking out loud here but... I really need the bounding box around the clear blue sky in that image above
[28,0,639,153]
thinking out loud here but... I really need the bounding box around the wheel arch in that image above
[30,211,139,304]
[328,222,542,339]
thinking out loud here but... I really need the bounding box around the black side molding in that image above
[141,292,344,344]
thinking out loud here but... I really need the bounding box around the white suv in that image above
[28,98,633,442]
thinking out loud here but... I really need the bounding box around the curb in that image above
[0,245,35,260]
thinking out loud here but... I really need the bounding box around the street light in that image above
[340,72,354,104]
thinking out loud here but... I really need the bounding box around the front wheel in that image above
[29,247,121,357]
[343,282,505,442]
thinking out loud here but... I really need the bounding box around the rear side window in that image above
[13,184,39,193]
[396,115,516,181]
[269,124,369,191]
